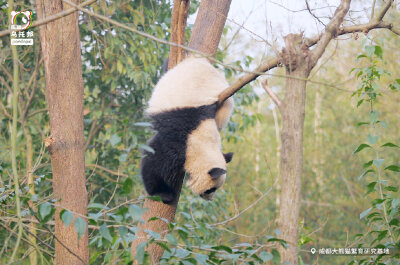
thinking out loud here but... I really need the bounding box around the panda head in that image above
[184,119,234,200]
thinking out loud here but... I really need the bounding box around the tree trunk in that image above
[131,1,190,263]
[35,0,88,264]
[277,34,311,265]
[131,1,231,263]
[188,0,232,57]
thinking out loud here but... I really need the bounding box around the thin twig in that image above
[210,176,278,227]
[305,0,326,26]
[86,164,128,178]
[261,79,282,109]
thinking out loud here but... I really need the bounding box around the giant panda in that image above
[140,56,234,204]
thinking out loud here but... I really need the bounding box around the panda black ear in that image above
[223,152,234,163]
[208,168,227,179]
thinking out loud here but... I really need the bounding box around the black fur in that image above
[141,104,218,204]
[208,168,227,179]
[223,152,234,163]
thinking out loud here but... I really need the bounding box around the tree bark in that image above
[188,0,232,57]
[35,0,88,264]
[277,34,311,265]
[131,0,231,263]
[131,0,190,263]
[168,0,190,69]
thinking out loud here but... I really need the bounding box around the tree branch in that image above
[216,0,398,104]
[261,80,282,109]
[86,163,128,178]
[217,57,279,105]
[305,0,326,26]
[310,0,351,66]
[374,0,393,22]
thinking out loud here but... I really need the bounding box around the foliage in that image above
[349,42,400,265]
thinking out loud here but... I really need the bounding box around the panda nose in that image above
[204,187,217,194]
[200,187,217,200]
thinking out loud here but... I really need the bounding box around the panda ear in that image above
[223,152,234,163]
[208,168,227,179]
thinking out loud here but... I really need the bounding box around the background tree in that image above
[35,0,89,263]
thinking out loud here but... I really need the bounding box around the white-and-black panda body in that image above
[141,57,234,204]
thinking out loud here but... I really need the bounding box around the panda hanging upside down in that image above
[141,56,234,204]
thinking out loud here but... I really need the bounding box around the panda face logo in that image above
[11,11,32,30]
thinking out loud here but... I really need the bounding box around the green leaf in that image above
[385,165,400,172]
[360,207,372,219]
[367,134,378,145]
[139,144,155,154]
[367,182,377,194]
[365,45,374,57]
[356,54,367,61]
[381,142,399,148]
[369,110,378,124]
[135,242,146,264]
[353,144,371,154]
[60,210,74,227]
[129,204,145,221]
[118,226,128,240]
[39,202,52,220]
[389,219,400,226]
[271,249,281,265]
[391,199,400,216]
[119,153,127,162]
[165,233,178,245]
[74,217,87,240]
[259,251,273,262]
[384,186,398,192]
[357,121,369,126]
[363,160,373,168]
[100,224,113,242]
[212,245,233,253]
[194,253,208,265]
[374,45,383,59]
[299,236,313,246]
[358,169,375,181]
[110,134,121,147]
[144,229,161,240]
[122,178,133,194]
[373,159,384,169]
[175,248,190,258]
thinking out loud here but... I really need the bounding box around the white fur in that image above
[147,57,231,120]
[185,119,226,196]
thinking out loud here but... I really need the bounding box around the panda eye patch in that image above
[208,168,226,179]
[204,187,217,194]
